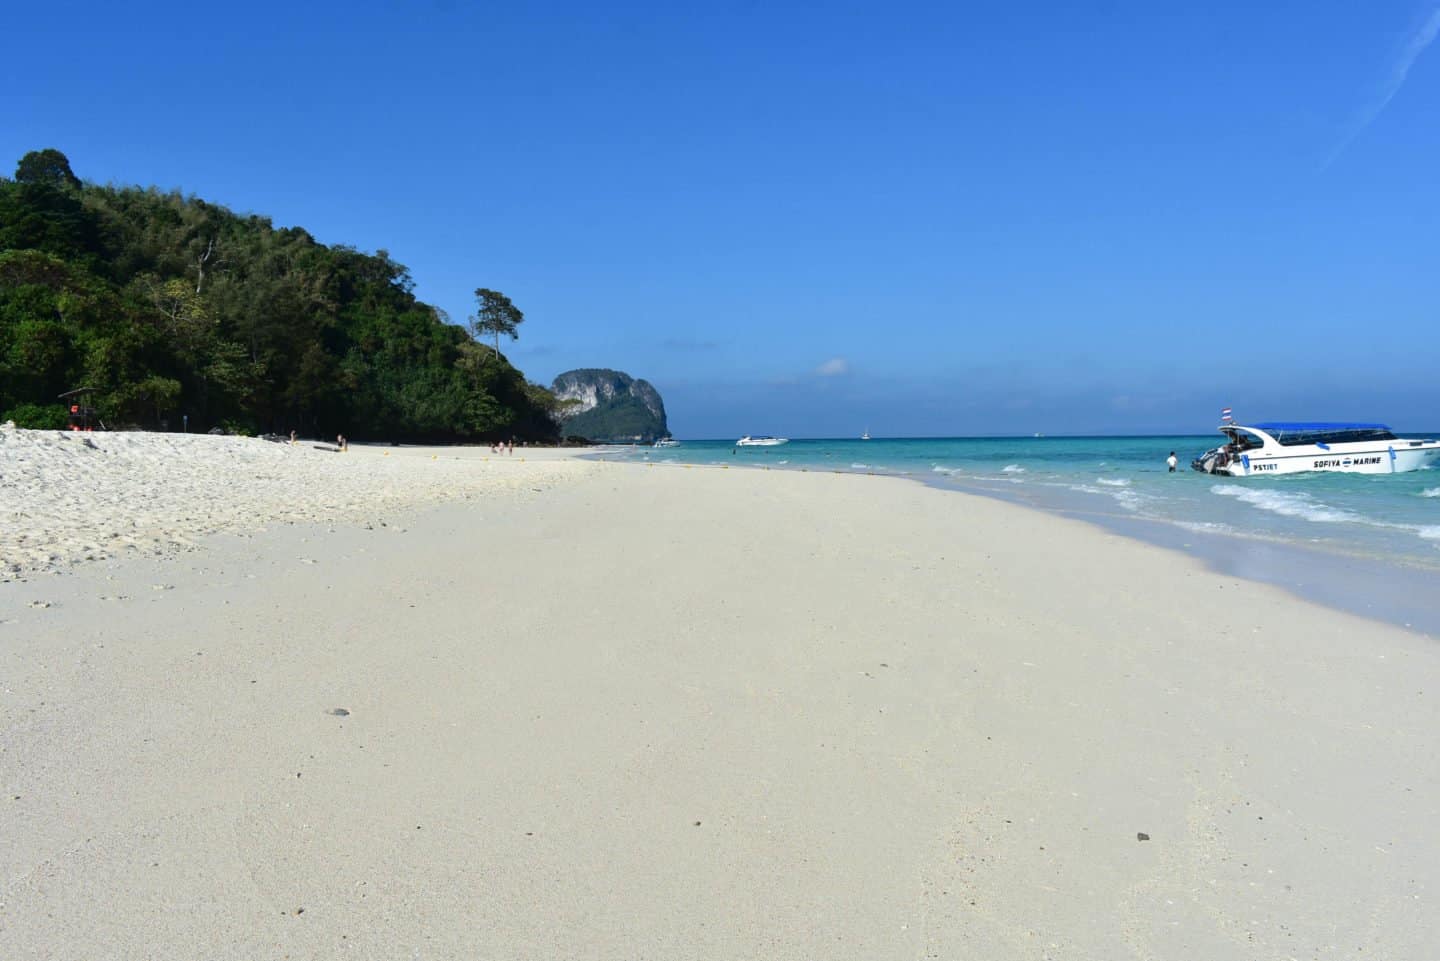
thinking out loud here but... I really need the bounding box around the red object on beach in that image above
[60,388,101,432]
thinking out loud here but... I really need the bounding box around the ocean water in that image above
[596,435,1440,590]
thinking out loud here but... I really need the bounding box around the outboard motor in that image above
[1191,447,1225,474]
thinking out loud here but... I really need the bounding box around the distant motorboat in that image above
[861,430,871,440]
[653,437,679,448]
[1192,422,1440,476]
[736,435,789,447]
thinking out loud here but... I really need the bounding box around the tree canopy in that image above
[469,287,524,357]
[0,149,561,441]
[15,149,81,189]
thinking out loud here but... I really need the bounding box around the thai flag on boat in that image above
[1220,407,1233,422]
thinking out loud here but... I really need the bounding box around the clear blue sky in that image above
[6,0,1439,436]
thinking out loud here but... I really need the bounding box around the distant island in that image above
[552,369,669,444]
[0,148,560,442]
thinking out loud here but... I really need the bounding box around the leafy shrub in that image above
[219,419,253,437]
[4,402,68,429]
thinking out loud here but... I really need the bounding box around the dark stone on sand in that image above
[1137,832,1150,841]
[329,708,350,716]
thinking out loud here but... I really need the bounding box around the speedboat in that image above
[653,437,679,448]
[736,435,789,447]
[1191,422,1440,476]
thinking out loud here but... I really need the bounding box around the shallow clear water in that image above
[597,435,1440,572]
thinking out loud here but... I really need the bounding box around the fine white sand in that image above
[3,447,1438,959]
[0,423,592,580]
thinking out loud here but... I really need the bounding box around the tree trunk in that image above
[196,238,216,294]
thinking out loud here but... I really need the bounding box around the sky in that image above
[5,0,1440,437]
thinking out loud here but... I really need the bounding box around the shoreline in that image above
[928,472,1440,639]
[7,423,1433,638]
[585,450,1440,639]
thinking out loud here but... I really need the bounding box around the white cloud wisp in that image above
[1324,6,1440,168]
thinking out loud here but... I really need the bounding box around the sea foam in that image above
[1001,464,1026,473]
[1175,520,1239,535]
[1211,485,1360,524]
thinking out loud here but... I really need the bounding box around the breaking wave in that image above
[1419,487,1440,498]
[1070,481,1150,513]
[1001,464,1026,473]
[1096,477,1131,487]
[1211,485,1360,524]
[1174,520,1239,535]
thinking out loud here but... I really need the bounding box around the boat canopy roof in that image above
[1231,422,1397,447]
[1250,421,1390,432]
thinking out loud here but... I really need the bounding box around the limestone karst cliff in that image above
[550,369,668,443]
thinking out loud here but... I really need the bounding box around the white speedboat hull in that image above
[1208,445,1440,476]
[1193,422,1440,477]
[736,436,788,447]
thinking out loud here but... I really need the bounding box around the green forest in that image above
[0,149,560,441]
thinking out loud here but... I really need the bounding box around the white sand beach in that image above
[0,423,592,581]
[3,431,1438,959]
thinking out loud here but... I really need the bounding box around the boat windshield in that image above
[1225,431,1264,452]
[1255,425,1397,447]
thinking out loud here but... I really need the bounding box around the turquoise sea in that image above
[595,435,1440,631]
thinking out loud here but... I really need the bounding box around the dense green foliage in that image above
[0,149,560,440]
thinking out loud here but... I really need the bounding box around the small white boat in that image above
[1192,422,1440,476]
[653,437,679,448]
[736,435,789,447]
[861,430,871,440]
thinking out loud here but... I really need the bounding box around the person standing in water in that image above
[1167,451,1178,472]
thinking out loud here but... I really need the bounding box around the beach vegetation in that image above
[2,400,68,429]
[0,150,561,441]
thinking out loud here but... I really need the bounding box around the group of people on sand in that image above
[491,439,515,455]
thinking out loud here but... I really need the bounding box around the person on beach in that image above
[337,433,348,452]
[1167,451,1178,472]
[289,429,296,445]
